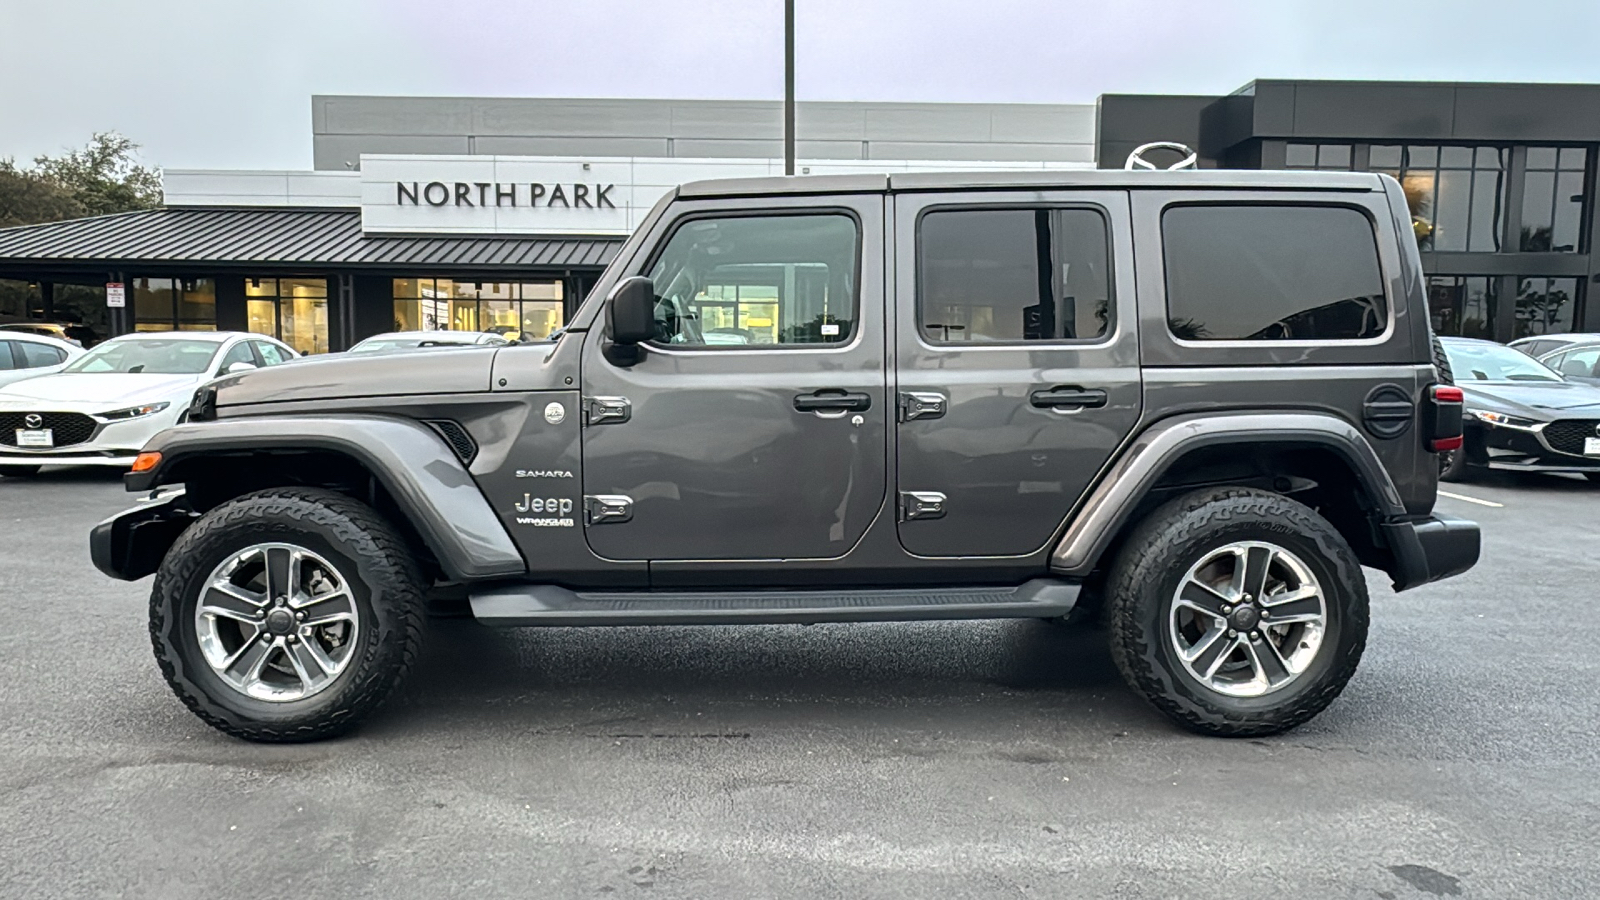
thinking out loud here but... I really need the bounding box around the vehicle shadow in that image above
[367,616,1137,736]
[1,466,126,485]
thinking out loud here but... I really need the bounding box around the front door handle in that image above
[1029,386,1108,410]
[794,389,872,413]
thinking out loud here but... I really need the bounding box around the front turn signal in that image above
[130,451,162,474]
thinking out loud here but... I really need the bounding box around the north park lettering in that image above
[396,181,617,209]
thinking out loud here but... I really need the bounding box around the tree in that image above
[0,132,162,229]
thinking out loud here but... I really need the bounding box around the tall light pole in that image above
[784,0,796,176]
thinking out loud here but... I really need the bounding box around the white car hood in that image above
[0,372,203,411]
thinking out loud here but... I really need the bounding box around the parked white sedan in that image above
[0,331,296,477]
[0,333,84,390]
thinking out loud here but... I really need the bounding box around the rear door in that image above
[892,190,1142,557]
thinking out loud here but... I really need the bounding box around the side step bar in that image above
[469,579,1079,627]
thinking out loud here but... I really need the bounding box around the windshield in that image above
[1444,341,1564,383]
[61,338,220,375]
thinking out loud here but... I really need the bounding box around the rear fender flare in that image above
[1050,412,1406,576]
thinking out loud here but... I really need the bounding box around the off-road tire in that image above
[0,465,40,478]
[1105,487,1368,737]
[150,488,425,742]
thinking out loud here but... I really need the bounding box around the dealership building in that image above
[0,80,1596,351]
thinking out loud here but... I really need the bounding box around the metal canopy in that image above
[0,207,622,271]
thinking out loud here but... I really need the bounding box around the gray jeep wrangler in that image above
[91,162,1479,742]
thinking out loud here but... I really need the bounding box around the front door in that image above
[579,196,888,562]
[893,190,1142,557]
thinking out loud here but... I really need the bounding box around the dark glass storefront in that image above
[1097,79,1600,343]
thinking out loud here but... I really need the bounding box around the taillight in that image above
[1423,384,1465,452]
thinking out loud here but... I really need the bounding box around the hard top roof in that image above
[678,169,1387,199]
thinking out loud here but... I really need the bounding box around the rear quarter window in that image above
[1162,204,1388,342]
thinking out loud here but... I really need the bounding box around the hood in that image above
[0,372,202,410]
[1459,379,1600,418]
[212,344,510,408]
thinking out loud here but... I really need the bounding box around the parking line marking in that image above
[1438,490,1504,508]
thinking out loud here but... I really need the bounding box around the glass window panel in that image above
[1162,205,1387,341]
[246,298,276,336]
[449,299,478,331]
[1432,169,1471,252]
[1474,147,1504,168]
[1426,276,1496,339]
[1406,146,1439,167]
[391,278,424,299]
[1467,168,1506,252]
[18,342,64,368]
[446,280,479,300]
[133,277,174,330]
[279,278,327,298]
[1559,147,1587,171]
[393,299,423,332]
[648,214,859,346]
[178,279,216,328]
[244,278,278,297]
[481,299,520,339]
[919,208,1110,342]
[519,282,563,300]
[1553,171,1585,252]
[1285,143,1316,168]
[1526,147,1558,170]
[1401,172,1437,249]
[1520,170,1556,251]
[478,282,515,300]
[1369,145,1402,168]
[1516,277,1578,338]
[1439,146,1474,168]
[1317,144,1351,169]
[281,296,328,354]
[520,301,564,340]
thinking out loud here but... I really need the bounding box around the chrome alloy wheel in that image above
[1168,540,1327,698]
[194,543,360,702]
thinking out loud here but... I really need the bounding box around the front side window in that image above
[918,207,1111,342]
[218,342,257,372]
[646,214,857,347]
[1163,204,1387,342]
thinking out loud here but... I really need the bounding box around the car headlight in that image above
[1470,410,1542,430]
[99,402,172,421]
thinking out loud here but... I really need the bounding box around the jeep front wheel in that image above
[149,488,425,742]
[1106,487,1368,737]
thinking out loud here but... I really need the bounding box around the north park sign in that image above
[395,181,618,210]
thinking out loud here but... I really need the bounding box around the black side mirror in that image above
[607,276,656,346]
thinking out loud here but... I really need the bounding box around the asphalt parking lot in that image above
[1,470,1597,899]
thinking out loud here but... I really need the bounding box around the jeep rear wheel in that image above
[150,488,425,742]
[1106,487,1368,737]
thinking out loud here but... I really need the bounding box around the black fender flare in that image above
[1049,411,1407,577]
[126,414,526,581]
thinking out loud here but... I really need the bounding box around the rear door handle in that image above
[1029,386,1108,410]
[794,389,872,413]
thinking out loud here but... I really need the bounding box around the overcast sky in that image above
[4,0,1599,170]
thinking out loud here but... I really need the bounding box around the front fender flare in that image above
[128,414,526,581]
[1050,412,1407,577]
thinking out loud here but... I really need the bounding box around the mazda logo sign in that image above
[23,414,42,429]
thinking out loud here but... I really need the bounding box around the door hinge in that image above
[585,396,631,426]
[900,491,947,521]
[584,494,633,525]
[898,391,946,422]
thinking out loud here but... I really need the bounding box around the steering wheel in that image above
[1124,142,1199,171]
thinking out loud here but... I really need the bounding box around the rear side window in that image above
[918,208,1111,342]
[1162,205,1387,342]
[18,342,66,367]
